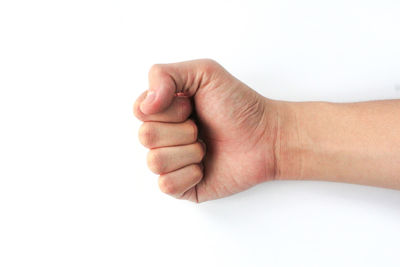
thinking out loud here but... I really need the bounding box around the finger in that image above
[140,59,224,115]
[146,142,205,174]
[138,120,197,149]
[158,164,203,198]
[134,91,192,123]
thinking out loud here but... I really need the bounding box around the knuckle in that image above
[146,150,164,174]
[199,58,220,74]
[138,123,157,148]
[148,63,164,76]
[158,176,176,195]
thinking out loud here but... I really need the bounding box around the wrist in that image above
[264,98,400,188]
[267,99,305,181]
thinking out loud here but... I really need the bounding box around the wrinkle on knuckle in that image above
[158,176,176,195]
[147,150,164,174]
[149,64,164,77]
[138,123,157,148]
[200,59,219,73]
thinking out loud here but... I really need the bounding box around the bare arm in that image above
[135,59,400,202]
[275,99,400,189]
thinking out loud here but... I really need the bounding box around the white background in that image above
[1,0,400,266]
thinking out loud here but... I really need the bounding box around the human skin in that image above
[134,59,400,203]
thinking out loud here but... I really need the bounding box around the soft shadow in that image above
[196,180,400,221]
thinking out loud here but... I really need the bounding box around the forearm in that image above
[275,99,400,189]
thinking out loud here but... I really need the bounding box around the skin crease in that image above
[135,59,400,203]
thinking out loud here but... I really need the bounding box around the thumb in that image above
[140,59,221,115]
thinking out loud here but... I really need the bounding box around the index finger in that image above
[133,91,192,123]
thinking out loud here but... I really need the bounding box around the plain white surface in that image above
[1,0,400,266]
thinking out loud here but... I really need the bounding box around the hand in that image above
[134,59,400,201]
[134,59,281,203]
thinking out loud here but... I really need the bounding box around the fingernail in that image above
[143,90,156,104]
[140,91,156,112]
[198,138,207,154]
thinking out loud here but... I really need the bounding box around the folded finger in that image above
[158,164,203,197]
[133,91,192,123]
[147,142,205,174]
[139,120,197,149]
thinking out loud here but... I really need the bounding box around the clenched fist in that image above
[134,59,282,203]
[134,59,400,202]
